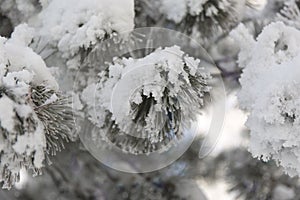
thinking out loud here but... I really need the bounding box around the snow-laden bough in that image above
[35,0,134,69]
[231,22,300,176]
[81,46,211,155]
[0,25,75,189]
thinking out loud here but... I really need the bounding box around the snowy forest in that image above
[0,0,300,199]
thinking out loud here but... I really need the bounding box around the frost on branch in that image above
[231,22,300,176]
[81,46,211,154]
[152,0,244,38]
[0,25,75,189]
[35,0,134,69]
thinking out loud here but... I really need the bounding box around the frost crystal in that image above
[232,22,300,176]
[81,46,211,154]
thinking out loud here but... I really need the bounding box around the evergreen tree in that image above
[1,0,300,199]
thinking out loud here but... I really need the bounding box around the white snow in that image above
[160,0,187,23]
[36,0,134,69]
[0,24,60,188]
[0,96,15,133]
[2,24,59,90]
[12,117,46,168]
[42,93,58,105]
[232,22,300,176]
[81,46,211,152]
[159,0,241,24]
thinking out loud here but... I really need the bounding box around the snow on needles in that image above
[231,22,300,176]
[36,0,134,69]
[1,24,58,90]
[81,46,211,154]
[160,0,226,23]
[0,25,71,189]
